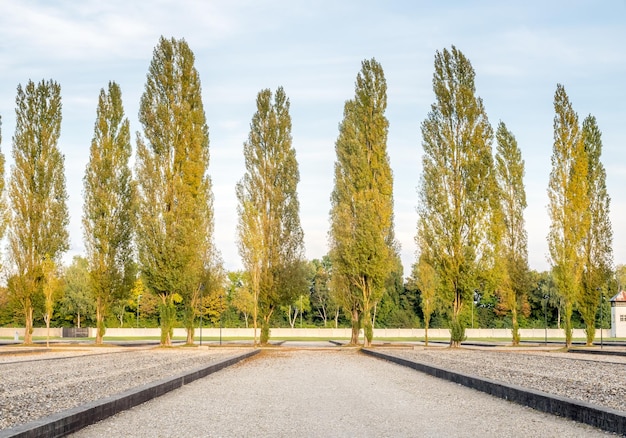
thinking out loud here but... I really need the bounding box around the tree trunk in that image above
[424,322,429,347]
[46,315,50,348]
[318,306,328,327]
[77,311,81,329]
[288,305,297,329]
[159,295,175,347]
[350,308,360,345]
[585,326,595,346]
[261,312,272,345]
[511,306,520,346]
[186,327,194,345]
[450,290,465,348]
[363,317,373,347]
[24,305,34,345]
[253,295,258,346]
[95,297,105,345]
[564,301,573,348]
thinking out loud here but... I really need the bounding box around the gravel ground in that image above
[384,347,626,412]
[71,348,610,438]
[0,346,245,430]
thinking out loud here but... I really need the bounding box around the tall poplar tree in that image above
[236,87,306,345]
[579,115,613,345]
[416,46,495,347]
[329,58,396,347]
[136,37,215,346]
[0,117,7,255]
[83,81,136,344]
[8,79,69,344]
[547,84,589,347]
[494,121,529,345]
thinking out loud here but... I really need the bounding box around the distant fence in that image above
[62,327,89,337]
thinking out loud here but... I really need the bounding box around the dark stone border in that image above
[0,349,259,438]
[569,348,626,357]
[361,349,626,435]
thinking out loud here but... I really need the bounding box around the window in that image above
[621,315,626,322]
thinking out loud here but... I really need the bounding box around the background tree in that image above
[135,37,215,346]
[578,115,613,345]
[60,256,95,328]
[196,261,227,329]
[309,257,335,327]
[0,117,7,263]
[416,46,495,347]
[42,255,62,347]
[616,265,626,293]
[8,79,69,344]
[129,277,160,328]
[228,271,254,328]
[236,87,306,345]
[376,254,415,329]
[329,58,396,347]
[494,121,530,345]
[413,257,437,346]
[282,293,310,328]
[547,84,589,347]
[83,81,135,344]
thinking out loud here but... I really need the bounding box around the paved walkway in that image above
[71,349,607,437]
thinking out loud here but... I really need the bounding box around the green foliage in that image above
[547,84,589,347]
[260,321,270,344]
[60,256,95,327]
[228,271,254,327]
[417,46,495,347]
[236,86,305,345]
[83,81,135,344]
[449,317,466,344]
[159,298,176,344]
[136,37,216,346]
[413,257,437,344]
[0,116,7,262]
[329,58,396,347]
[579,115,613,345]
[308,257,336,327]
[8,79,69,344]
[493,121,530,345]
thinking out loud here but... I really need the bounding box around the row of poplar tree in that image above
[0,37,613,347]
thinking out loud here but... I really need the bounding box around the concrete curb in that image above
[0,349,260,438]
[568,348,626,357]
[361,349,626,435]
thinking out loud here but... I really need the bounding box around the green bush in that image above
[450,318,466,344]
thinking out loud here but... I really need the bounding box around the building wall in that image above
[611,304,626,337]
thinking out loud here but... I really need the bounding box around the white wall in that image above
[0,326,612,340]
[611,305,626,337]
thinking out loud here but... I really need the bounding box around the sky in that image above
[0,1,624,277]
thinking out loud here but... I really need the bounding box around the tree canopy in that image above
[236,86,306,344]
[135,36,215,346]
[416,46,496,347]
[329,58,396,346]
[8,79,69,344]
[83,81,135,344]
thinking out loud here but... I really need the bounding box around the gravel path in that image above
[385,347,626,412]
[71,349,609,437]
[0,346,245,430]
